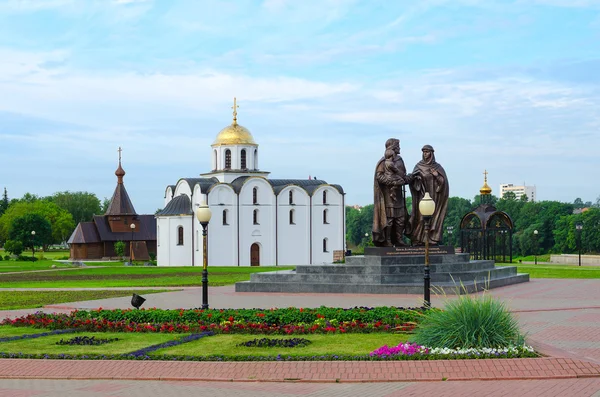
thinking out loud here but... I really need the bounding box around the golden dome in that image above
[212,97,257,146]
[212,123,257,146]
[480,170,492,195]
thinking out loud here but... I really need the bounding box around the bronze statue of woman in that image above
[409,145,449,245]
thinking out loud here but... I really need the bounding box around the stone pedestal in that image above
[235,252,529,295]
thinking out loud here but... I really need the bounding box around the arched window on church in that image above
[323,209,329,224]
[177,226,184,246]
[241,149,247,170]
[222,209,228,225]
[253,209,259,225]
[323,190,328,204]
[289,190,293,205]
[213,150,217,170]
[289,209,295,225]
[225,149,231,169]
[254,149,258,169]
[323,238,328,252]
[253,187,258,205]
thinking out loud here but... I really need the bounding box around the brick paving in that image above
[0,357,599,382]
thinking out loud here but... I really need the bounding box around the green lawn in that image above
[0,290,171,310]
[153,333,408,357]
[0,260,77,273]
[516,265,600,279]
[0,265,295,288]
[0,325,48,337]
[0,331,184,355]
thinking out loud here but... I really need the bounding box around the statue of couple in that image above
[372,138,449,247]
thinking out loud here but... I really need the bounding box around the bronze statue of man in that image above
[372,138,412,247]
[409,144,449,245]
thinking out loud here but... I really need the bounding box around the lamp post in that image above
[30,230,36,260]
[419,192,436,308]
[576,222,583,266]
[533,230,538,265]
[129,223,135,262]
[196,200,212,310]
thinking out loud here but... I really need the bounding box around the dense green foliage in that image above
[9,213,52,253]
[346,196,600,256]
[48,191,102,224]
[0,190,102,246]
[410,294,523,349]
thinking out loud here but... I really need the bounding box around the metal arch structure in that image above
[460,205,513,263]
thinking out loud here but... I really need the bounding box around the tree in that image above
[573,198,584,209]
[9,213,52,256]
[502,191,517,201]
[49,191,101,224]
[0,187,8,217]
[101,197,111,214]
[0,199,75,245]
[3,240,23,256]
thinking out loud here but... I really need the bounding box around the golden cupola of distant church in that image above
[212,97,257,146]
[480,170,492,195]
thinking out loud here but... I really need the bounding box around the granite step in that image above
[235,273,530,295]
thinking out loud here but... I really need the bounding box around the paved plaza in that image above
[0,278,599,395]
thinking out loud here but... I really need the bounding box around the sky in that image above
[1,0,599,214]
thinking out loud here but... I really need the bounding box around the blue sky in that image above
[1,0,599,213]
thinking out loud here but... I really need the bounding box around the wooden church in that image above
[67,150,157,260]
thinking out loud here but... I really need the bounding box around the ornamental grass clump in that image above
[409,293,525,349]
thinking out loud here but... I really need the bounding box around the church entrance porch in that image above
[251,243,260,266]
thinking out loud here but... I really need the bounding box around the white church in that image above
[156,99,345,267]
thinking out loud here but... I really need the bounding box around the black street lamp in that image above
[576,222,583,266]
[30,230,36,260]
[419,192,436,308]
[196,200,212,310]
[129,223,136,262]
[533,229,538,265]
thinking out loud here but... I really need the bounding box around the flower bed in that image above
[2,306,424,335]
[369,342,537,359]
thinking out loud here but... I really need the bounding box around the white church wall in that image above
[207,185,237,266]
[239,178,276,266]
[157,215,193,266]
[310,186,343,264]
[277,186,310,266]
[173,179,192,198]
[164,187,174,207]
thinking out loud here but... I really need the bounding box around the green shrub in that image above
[149,252,156,261]
[4,240,24,256]
[3,255,10,261]
[409,294,524,349]
[114,241,126,258]
[17,255,38,262]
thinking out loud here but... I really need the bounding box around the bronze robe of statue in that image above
[409,145,449,245]
[372,138,412,247]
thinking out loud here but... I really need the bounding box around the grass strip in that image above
[0,329,78,343]
[0,332,183,355]
[516,265,600,279]
[153,333,408,357]
[0,266,294,288]
[0,290,172,310]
